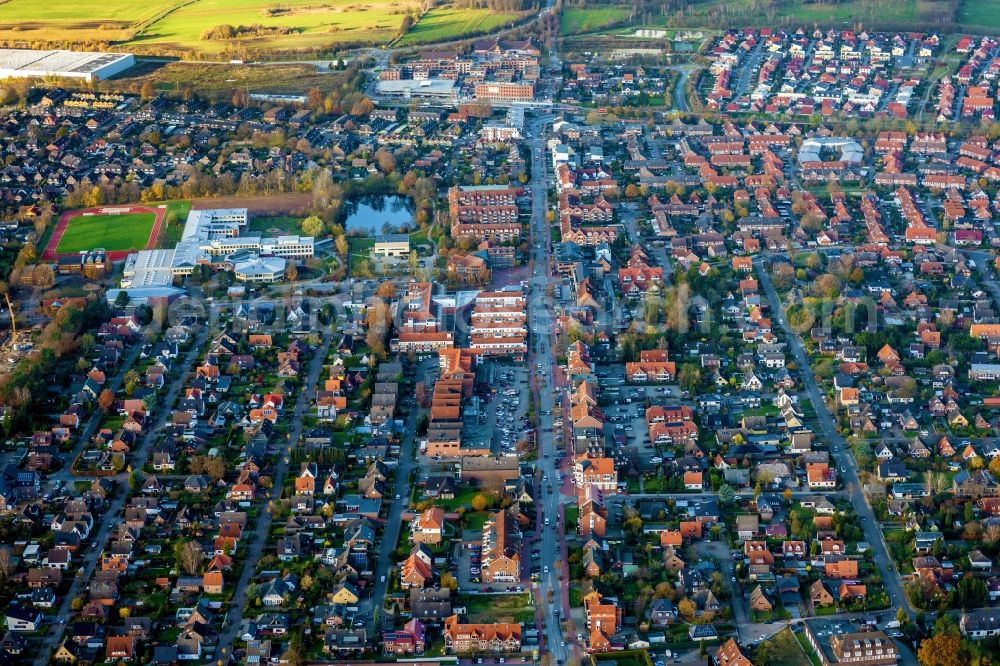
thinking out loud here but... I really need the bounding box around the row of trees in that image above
[451,0,537,14]
[201,24,293,41]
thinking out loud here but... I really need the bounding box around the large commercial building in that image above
[120,208,311,290]
[0,49,134,82]
[376,79,458,100]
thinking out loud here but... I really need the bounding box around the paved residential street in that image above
[49,342,144,488]
[755,258,916,622]
[363,358,427,631]
[35,323,211,665]
[213,327,334,661]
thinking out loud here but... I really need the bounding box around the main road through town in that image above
[525,107,574,663]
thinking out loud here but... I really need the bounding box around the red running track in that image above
[42,205,165,262]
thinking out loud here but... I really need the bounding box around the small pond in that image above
[343,195,413,234]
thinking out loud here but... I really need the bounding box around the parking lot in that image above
[593,364,682,453]
[461,362,531,456]
[455,534,527,593]
[490,364,531,455]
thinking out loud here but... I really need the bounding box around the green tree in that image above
[301,216,324,237]
[718,484,736,506]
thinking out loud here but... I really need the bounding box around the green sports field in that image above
[57,213,156,254]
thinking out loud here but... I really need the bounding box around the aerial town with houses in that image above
[1,5,1000,666]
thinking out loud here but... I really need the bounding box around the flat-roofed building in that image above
[233,256,286,283]
[372,234,411,259]
[0,48,134,82]
[474,82,535,102]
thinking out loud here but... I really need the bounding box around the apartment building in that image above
[443,616,522,654]
[470,289,527,359]
[396,281,455,354]
[474,82,535,102]
[448,185,521,241]
[480,510,521,583]
[574,455,617,493]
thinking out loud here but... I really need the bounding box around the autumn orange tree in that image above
[918,617,974,666]
[471,494,488,512]
[98,388,115,413]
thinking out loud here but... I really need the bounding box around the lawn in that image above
[0,0,155,44]
[592,650,653,666]
[57,212,156,254]
[157,200,193,247]
[463,592,534,623]
[110,61,345,97]
[559,6,630,35]
[795,630,823,666]
[348,236,376,277]
[0,0,157,23]
[433,486,480,511]
[464,511,490,531]
[348,237,375,254]
[565,506,579,530]
[398,8,524,45]
[755,629,810,666]
[248,215,302,235]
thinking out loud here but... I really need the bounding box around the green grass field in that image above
[0,0,158,24]
[660,0,951,28]
[956,0,1000,27]
[57,212,156,254]
[463,593,534,623]
[0,0,524,56]
[248,215,302,235]
[156,200,192,247]
[129,0,421,54]
[397,8,523,45]
[559,6,630,35]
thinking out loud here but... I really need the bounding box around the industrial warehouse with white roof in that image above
[0,49,134,82]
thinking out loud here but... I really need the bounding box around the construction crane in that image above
[4,292,16,348]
